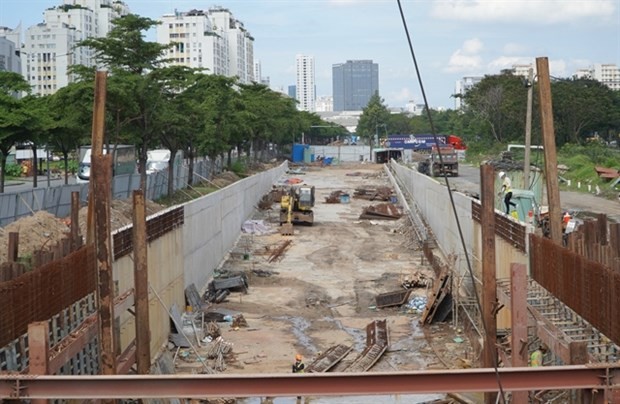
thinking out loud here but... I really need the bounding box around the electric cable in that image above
[396,1,507,401]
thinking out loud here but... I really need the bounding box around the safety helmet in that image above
[295,354,302,361]
[498,171,506,179]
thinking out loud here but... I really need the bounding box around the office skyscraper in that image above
[295,55,315,111]
[332,60,379,111]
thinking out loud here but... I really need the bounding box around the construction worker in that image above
[292,354,305,373]
[498,171,517,215]
[529,344,548,367]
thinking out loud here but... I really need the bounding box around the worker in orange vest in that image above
[292,354,305,373]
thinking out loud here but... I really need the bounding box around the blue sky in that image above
[1,0,619,109]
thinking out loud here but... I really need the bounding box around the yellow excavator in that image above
[280,185,315,235]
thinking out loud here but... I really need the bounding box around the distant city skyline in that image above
[1,0,618,109]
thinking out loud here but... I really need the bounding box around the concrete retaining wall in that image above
[183,162,288,290]
[391,160,529,329]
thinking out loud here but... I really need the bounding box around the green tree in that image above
[0,72,35,192]
[77,14,172,191]
[551,78,617,146]
[47,81,93,184]
[463,72,528,143]
[357,92,391,148]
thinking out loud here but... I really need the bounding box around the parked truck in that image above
[76,145,136,184]
[417,144,459,177]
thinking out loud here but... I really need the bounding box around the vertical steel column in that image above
[480,164,498,404]
[536,57,562,245]
[8,232,18,262]
[93,154,116,380]
[28,321,50,404]
[132,190,151,374]
[70,191,80,251]
[510,263,528,403]
[87,71,107,245]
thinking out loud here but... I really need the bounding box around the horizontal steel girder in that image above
[0,365,618,399]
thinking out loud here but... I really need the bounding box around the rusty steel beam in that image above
[49,317,98,375]
[0,366,617,399]
[132,190,150,374]
[71,192,80,251]
[480,164,498,404]
[116,340,136,375]
[510,264,528,404]
[92,153,116,377]
[8,232,19,262]
[536,57,562,245]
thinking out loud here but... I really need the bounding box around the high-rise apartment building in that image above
[295,55,315,111]
[454,76,483,110]
[157,7,254,84]
[332,60,379,112]
[288,85,296,99]
[574,63,620,91]
[20,0,129,95]
[0,26,21,74]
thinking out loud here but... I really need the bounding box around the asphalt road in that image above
[437,163,620,222]
[4,175,76,194]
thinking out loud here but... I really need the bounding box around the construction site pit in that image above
[172,163,476,404]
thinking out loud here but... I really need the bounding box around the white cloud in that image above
[503,42,527,55]
[388,87,416,104]
[549,59,568,77]
[487,56,534,70]
[445,38,484,73]
[430,0,615,24]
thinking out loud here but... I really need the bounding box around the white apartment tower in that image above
[296,54,315,112]
[157,7,254,84]
[454,76,482,110]
[574,64,620,91]
[21,0,129,95]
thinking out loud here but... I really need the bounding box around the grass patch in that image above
[156,183,219,207]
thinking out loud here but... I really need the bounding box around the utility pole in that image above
[536,57,563,245]
[523,67,534,189]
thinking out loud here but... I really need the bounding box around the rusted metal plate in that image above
[359,203,402,220]
[421,272,452,325]
[530,233,620,346]
[305,344,352,373]
[375,289,412,308]
[344,320,388,373]
[472,201,526,252]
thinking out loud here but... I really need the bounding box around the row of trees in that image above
[0,14,343,194]
[355,72,620,153]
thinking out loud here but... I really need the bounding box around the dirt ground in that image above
[175,164,475,394]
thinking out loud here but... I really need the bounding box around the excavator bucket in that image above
[280,222,294,236]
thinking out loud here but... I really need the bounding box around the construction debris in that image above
[353,186,394,201]
[359,203,402,220]
[325,190,344,203]
[375,289,412,308]
[343,319,389,372]
[420,271,452,324]
[204,273,249,303]
[401,271,431,288]
[305,344,353,373]
[231,314,248,328]
[241,220,272,235]
[267,239,292,262]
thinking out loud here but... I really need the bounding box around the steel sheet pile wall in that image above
[0,246,96,347]
[184,162,288,289]
[530,234,620,346]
